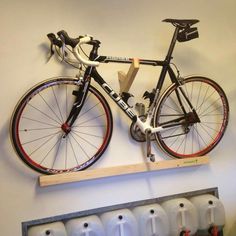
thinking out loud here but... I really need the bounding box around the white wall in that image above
[1,0,236,235]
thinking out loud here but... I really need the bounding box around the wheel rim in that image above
[12,79,112,174]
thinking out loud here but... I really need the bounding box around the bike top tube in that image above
[95,56,167,67]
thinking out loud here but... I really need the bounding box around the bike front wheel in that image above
[11,77,113,174]
[154,76,229,158]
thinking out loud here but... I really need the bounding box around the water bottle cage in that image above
[143,89,156,107]
[120,92,134,107]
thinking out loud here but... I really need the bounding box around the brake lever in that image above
[59,34,66,61]
[47,33,67,62]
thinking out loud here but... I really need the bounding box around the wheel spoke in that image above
[39,134,64,166]
[22,116,59,128]
[52,87,64,122]
[38,92,63,123]
[22,130,61,146]
[75,113,106,127]
[70,133,91,160]
[67,135,79,165]
[71,130,99,150]
[28,103,61,126]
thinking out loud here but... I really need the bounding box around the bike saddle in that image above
[163,18,199,27]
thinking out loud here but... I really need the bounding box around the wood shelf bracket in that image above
[39,156,209,187]
[118,58,140,93]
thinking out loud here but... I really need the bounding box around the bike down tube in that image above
[91,68,137,121]
[91,68,166,134]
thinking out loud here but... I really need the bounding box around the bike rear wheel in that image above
[11,77,113,174]
[154,76,229,158]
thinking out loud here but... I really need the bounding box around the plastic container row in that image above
[28,194,225,236]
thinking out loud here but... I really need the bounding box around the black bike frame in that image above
[67,25,197,130]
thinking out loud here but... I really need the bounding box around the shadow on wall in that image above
[174,46,210,74]
[38,42,78,76]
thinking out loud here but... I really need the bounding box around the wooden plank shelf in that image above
[39,156,209,187]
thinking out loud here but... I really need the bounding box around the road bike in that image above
[10,19,229,174]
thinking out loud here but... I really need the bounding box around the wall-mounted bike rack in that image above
[39,156,209,187]
[118,58,140,93]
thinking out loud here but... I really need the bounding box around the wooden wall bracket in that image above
[39,156,209,187]
[118,58,140,93]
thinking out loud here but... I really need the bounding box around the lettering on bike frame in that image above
[102,82,136,120]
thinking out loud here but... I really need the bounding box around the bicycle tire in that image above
[154,76,229,158]
[11,77,113,174]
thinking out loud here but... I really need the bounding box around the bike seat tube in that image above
[155,26,180,93]
[166,26,180,62]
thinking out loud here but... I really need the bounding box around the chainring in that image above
[130,116,146,142]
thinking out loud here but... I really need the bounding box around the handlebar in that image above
[72,36,100,67]
[49,30,100,67]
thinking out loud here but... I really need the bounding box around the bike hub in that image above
[61,123,71,135]
[186,111,200,124]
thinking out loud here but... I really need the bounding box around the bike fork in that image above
[61,78,90,136]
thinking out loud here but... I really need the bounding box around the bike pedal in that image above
[147,154,155,162]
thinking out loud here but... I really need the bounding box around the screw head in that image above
[150,209,155,214]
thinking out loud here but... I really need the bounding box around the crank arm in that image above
[146,129,155,162]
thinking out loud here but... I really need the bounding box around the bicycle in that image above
[10,19,229,175]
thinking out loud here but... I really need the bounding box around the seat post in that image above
[165,26,180,62]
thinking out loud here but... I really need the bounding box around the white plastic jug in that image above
[65,215,105,236]
[190,194,225,233]
[28,221,67,236]
[161,198,198,236]
[133,204,169,236]
[100,209,138,236]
